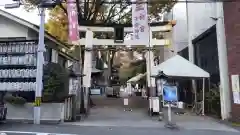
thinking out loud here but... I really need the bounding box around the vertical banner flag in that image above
[132,0,149,45]
[67,0,79,43]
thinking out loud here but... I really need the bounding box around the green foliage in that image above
[118,66,136,83]
[45,4,68,42]
[4,94,26,105]
[134,61,146,74]
[42,62,69,102]
[204,85,221,117]
[118,60,146,83]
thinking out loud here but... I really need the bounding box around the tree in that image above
[45,4,68,42]
[23,0,176,40]
[24,0,176,85]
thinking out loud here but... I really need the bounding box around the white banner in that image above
[132,0,149,45]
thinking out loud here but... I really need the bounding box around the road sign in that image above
[34,97,41,106]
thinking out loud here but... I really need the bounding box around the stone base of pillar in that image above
[80,87,89,115]
[148,86,155,116]
[147,86,164,117]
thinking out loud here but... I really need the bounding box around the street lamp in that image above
[69,67,85,121]
[151,71,168,121]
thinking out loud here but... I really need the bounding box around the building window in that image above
[44,47,51,64]
[51,49,58,63]
[58,55,67,68]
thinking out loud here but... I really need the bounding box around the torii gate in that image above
[78,21,175,112]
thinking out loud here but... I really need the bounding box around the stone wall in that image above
[6,103,65,123]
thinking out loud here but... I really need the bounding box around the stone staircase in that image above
[91,95,148,109]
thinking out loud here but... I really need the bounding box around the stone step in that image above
[91,95,148,108]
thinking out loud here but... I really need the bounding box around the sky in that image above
[0,0,49,25]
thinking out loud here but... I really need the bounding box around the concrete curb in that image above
[199,116,240,131]
[5,119,62,125]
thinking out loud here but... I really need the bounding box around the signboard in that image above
[69,78,78,95]
[67,0,79,43]
[131,0,149,45]
[163,85,178,102]
[34,97,41,106]
[231,75,240,104]
[90,88,101,95]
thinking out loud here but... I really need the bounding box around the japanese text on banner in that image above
[132,0,149,45]
[67,0,79,43]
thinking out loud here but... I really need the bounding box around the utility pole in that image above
[34,7,45,124]
[34,0,62,124]
[215,1,231,120]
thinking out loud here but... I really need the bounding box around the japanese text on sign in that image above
[67,0,79,42]
[132,0,149,45]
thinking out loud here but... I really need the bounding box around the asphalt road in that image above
[0,123,239,135]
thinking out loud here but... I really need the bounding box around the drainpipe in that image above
[186,0,197,108]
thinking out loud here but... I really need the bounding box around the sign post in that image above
[163,84,178,129]
[132,0,156,115]
[151,71,168,121]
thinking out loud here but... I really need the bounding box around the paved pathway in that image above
[63,107,239,132]
[0,123,239,135]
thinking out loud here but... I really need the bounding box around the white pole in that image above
[82,30,93,113]
[202,78,205,116]
[34,7,45,124]
[186,0,197,108]
[146,29,155,115]
[186,0,194,63]
[168,103,172,122]
[215,1,231,120]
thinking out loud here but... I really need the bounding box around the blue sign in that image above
[163,85,178,102]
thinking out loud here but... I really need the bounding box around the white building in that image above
[0,9,76,65]
[172,0,216,52]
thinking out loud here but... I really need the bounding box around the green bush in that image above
[204,85,221,117]
[42,62,69,102]
[4,94,26,105]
